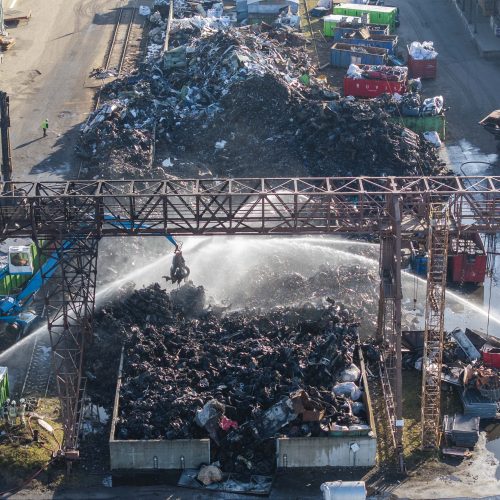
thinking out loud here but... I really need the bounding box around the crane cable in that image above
[413,272,418,311]
[486,234,497,338]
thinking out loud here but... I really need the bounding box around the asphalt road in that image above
[392,0,500,161]
[0,0,132,181]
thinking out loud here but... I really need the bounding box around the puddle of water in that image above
[442,139,498,174]
[485,437,500,481]
[81,404,109,435]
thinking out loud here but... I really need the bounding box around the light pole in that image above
[474,0,478,34]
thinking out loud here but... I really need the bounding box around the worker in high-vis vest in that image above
[41,118,49,137]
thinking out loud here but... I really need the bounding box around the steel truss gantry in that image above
[1,176,500,462]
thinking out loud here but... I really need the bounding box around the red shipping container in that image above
[482,347,500,369]
[343,77,407,98]
[407,54,437,79]
[448,254,487,284]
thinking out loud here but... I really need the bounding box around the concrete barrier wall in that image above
[276,346,377,468]
[110,344,376,471]
[109,438,210,470]
[276,435,377,467]
[109,349,210,471]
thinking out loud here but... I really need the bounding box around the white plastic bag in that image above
[197,464,223,485]
[340,363,361,382]
[347,64,363,79]
[423,131,442,148]
[409,41,438,60]
[333,381,362,400]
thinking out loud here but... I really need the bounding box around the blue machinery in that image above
[0,215,180,334]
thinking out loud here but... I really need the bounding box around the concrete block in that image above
[110,438,210,470]
[276,435,376,467]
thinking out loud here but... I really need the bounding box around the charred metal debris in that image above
[90,280,375,474]
[77,16,448,179]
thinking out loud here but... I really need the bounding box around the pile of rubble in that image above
[229,263,380,334]
[92,282,372,474]
[402,328,500,419]
[77,19,448,179]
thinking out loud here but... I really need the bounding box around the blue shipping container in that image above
[411,255,428,275]
[330,43,387,67]
[333,24,390,41]
[339,35,398,54]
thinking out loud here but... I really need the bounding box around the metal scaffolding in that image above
[377,195,404,469]
[0,176,500,239]
[41,236,99,455]
[1,176,500,461]
[421,204,449,450]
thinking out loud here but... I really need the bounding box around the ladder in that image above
[421,203,449,450]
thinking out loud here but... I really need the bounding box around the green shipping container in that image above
[323,14,363,37]
[333,4,397,33]
[0,367,9,407]
[390,114,446,141]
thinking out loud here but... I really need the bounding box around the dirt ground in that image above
[393,433,500,499]
[0,0,140,181]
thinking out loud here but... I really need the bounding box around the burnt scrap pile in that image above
[229,263,380,334]
[77,19,448,179]
[113,283,370,473]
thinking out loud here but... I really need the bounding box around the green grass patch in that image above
[0,398,63,492]
[372,370,462,471]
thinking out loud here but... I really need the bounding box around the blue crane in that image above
[0,216,183,335]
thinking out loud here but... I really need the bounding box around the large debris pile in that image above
[98,282,371,473]
[77,20,448,179]
[229,262,380,334]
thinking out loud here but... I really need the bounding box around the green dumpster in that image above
[0,367,9,407]
[333,4,397,33]
[390,114,446,141]
[323,14,362,37]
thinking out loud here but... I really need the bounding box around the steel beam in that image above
[0,177,499,239]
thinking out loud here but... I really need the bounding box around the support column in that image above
[393,197,404,470]
[376,195,404,470]
[421,204,449,450]
[42,235,99,455]
[0,91,13,192]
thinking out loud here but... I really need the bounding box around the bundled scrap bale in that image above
[104,282,368,474]
[77,22,448,180]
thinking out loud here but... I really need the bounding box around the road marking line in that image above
[9,0,18,9]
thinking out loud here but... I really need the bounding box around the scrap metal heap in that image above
[93,281,373,474]
[227,262,381,335]
[77,19,448,179]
